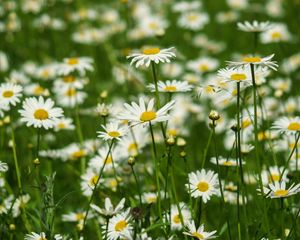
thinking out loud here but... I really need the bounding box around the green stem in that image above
[201,130,213,169]
[131,165,142,206]
[82,140,114,233]
[10,124,22,193]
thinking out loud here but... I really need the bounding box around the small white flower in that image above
[24,232,47,240]
[183,220,217,239]
[0,161,8,172]
[261,181,300,198]
[91,197,125,217]
[272,116,300,134]
[97,122,128,141]
[148,80,193,93]
[237,20,274,32]
[0,82,22,107]
[127,47,176,68]
[58,57,93,76]
[19,96,64,129]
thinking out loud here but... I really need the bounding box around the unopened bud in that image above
[100,90,108,99]
[3,116,10,124]
[128,156,135,166]
[177,137,186,147]
[9,224,16,231]
[166,136,175,146]
[209,110,220,121]
[33,158,40,165]
[180,151,187,158]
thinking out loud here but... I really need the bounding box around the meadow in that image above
[0,0,300,239]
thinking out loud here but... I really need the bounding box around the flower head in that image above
[237,20,274,33]
[0,82,23,107]
[127,47,176,68]
[97,122,128,141]
[148,80,193,93]
[261,181,300,198]
[183,220,217,239]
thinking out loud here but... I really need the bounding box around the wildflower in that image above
[178,11,209,31]
[24,232,47,240]
[186,169,219,203]
[272,116,300,134]
[91,197,125,217]
[227,54,278,71]
[54,117,75,131]
[0,161,8,172]
[119,97,175,126]
[187,57,219,74]
[58,57,93,76]
[147,80,193,93]
[237,20,273,32]
[105,209,133,240]
[97,122,128,141]
[0,82,22,107]
[127,47,176,68]
[19,96,64,129]
[261,166,289,185]
[261,23,292,43]
[168,203,191,230]
[210,157,241,167]
[183,220,217,239]
[261,181,300,198]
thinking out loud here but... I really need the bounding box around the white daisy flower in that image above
[81,167,103,196]
[210,157,242,167]
[142,192,160,204]
[148,80,193,93]
[183,220,217,239]
[88,146,117,172]
[0,102,9,117]
[261,166,288,185]
[18,96,64,129]
[187,57,219,74]
[62,210,87,223]
[260,23,292,43]
[0,82,22,107]
[261,181,300,198]
[97,122,128,141]
[12,194,30,218]
[237,20,274,32]
[186,169,220,203]
[54,117,75,131]
[127,47,176,68]
[168,203,191,231]
[91,197,125,217]
[217,67,252,84]
[0,161,8,172]
[24,83,50,97]
[55,87,87,108]
[24,232,47,240]
[178,11,209,31]
[105,209,133,240]
[58,57,94,76]
[272,116,300,134]
[118,97,175,126]
[226,54,278,71]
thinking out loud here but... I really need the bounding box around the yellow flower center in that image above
[268,174,280,182]
[2,90,14,98]
[75,213,85,221]
[39,237,47,240]
[104,156,113,164]
[108,131,120,138]
[63,75,76,83]
[115,220,127,231]
[167,129,177,136]
[287,122,300,131]
[223,161,234,166]
[274,189,289,197]
[140,111,157,122]
[192,232,204,239]
[197,181,209,192]
[242,119,252,129]
[67,58,79,65]
[90,175,99,186]
[164,86,177,92]
[33,86,45,95]
[57,123,66,129]
[146,196,157,203]
[66,88,76,96]
[72,150,86,159]
[142,48,160,55]
[188,15,198,21]
[230,73,247,81]
[198,64,209,72]
[34,109,49,120]
[128,143,138,156]
[242,57,262,63]
[109,179,118,188]
[172,214,181,224]
[205,85,214,93]
[271,32,282,39]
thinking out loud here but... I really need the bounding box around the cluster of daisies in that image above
[0,0,300,239]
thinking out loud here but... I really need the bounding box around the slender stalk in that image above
[236,82,244,185]
[148,122,162,221]
[82,140,115,232]
[150,62,161,109]
[104,217,109,240]
[201,130,213,168]
[10,124,22,193]
[131,165,142,206]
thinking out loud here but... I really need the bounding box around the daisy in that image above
[0,82,22,107]
[19,96,64,129]
[54,117,75,131]
[148,80,193,93]
[187,57,219,74]
[142,192,160,204]
[97,122,128,141]
[210,157,242,167]
[62,210,87,223]
[227,54,278,71]
[217,67,252,84]
[24,232,47,240]
[58,57,94,76]
[168,203,191,231]
[183,220,217,239]
[261,166,288,185]
[55,87,87,108]
[261,181,300,198]
[261,23,292,43]
[105,209,133,240]
[118,97,175,126]
[237,20,273,33]
[91,197,125,217]
[178,11,209,31]
[0,161,8,172]
[88,146,117,172]
[81,167,103,196]
[272,116,300,134]
[127,47,176,68]
[186,169,220,203]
